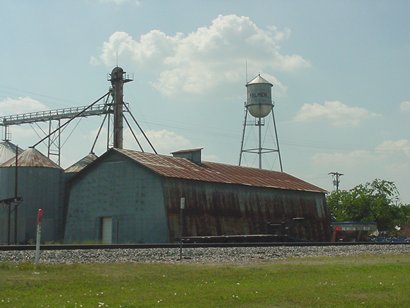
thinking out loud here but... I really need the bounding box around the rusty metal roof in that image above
[0,147,61,169]
[116,149,326,193]
[65,153,98,173]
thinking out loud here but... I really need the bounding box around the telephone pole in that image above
[329,172,343,192]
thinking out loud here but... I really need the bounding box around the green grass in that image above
[1,254,409,307]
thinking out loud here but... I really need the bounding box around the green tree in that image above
[326,179,404,231]
[398,204,410,227]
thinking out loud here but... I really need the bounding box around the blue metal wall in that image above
[0,166,64,244]
[64,153,169,243]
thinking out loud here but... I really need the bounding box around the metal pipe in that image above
[32,92,110,148]
[258,118,262,169]
[238,106,248,166]
[107,112,111,151]
[47,120,52,158]
[14,146,18,244]
[272,111,283,172]
[123,114,144,152]
[110,68,124,149]
[7,203,11,245]
[91,112,109,153]
[123,103,157,154]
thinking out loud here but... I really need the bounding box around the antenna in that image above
[116,50,119,67]
[245,60,248,84]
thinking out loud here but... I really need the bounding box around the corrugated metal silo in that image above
[0,147,64,244]
[0,141,22,165]
[64,153,98,175]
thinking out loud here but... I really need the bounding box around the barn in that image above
[64,148,330,244]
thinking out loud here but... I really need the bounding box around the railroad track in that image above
[1,241,408,251]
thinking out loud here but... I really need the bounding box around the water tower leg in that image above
[272,111,283,172]
[258,118,262,169]
[239,108,249,166]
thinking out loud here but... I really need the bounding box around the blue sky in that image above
[1,0,409,203]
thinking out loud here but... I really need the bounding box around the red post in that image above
[332,225,341,242]
[37,208,44,225]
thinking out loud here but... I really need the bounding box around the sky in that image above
[0,0,409,203]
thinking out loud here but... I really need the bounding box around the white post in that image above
[179,197,185,260]
[34,209,44,266]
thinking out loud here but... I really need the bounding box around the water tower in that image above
[239,74,283,171]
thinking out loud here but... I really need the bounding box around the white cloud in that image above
[400,101,410,112]
[312,139,410,168]
[311,139,410,198]
[294,100,378,127]
[143,129,192,154]
[106,129,194,155]
[312,150,374,166]
[376,139,410,157]
[3,125,39,141]
[99,0,141,6]
[69,126,193,161]
[202,153,219,162]
[0,97,47,116]
[92,14,308,96]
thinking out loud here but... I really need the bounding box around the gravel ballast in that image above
[1,244,409,264]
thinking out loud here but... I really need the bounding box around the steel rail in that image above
[0,241,408,251]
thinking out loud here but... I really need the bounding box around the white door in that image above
[101,217,112,244]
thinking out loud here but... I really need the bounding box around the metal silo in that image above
[0,147,64,244]
[0,141,23,244]
[64,153,98,175]
[0,141,22,165]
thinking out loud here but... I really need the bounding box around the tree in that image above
[326,179,404,232]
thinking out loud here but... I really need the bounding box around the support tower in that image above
[109,67,132,149]
[239,74,283,171]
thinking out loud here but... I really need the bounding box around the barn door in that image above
[101,217,112,244]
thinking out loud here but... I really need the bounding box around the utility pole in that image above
[14,145,18,244]
[329,172,343,192]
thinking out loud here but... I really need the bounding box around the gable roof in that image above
[115,148,326,193]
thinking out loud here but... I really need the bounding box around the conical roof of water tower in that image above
[247,74,272,86]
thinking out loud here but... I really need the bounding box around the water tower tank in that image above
[246,74,273,118]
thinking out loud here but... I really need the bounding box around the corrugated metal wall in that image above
[63,151,330,244]
[163,179,331,242]
[0,167,64,244]
[64,154,169,244]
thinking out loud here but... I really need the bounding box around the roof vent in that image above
[171,148,203,164]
